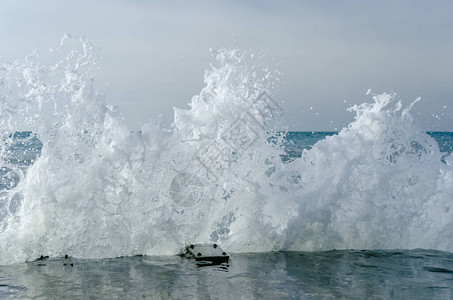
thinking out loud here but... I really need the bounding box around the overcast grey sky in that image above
[1,0,452,130]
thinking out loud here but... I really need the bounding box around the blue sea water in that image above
[278,131,453,161]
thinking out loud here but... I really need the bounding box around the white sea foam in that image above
[281,94,453,251]
[0,37,452,264]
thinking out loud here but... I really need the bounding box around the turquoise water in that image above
[277,131,453,162]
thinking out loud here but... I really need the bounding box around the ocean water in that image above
[1,250,453,299]
[1,37,453,298]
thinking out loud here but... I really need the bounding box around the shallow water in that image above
[1,250,453,299]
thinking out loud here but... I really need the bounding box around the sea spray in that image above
[281,93,453,251]
[1,37,453,265]
[0,38,287,263]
